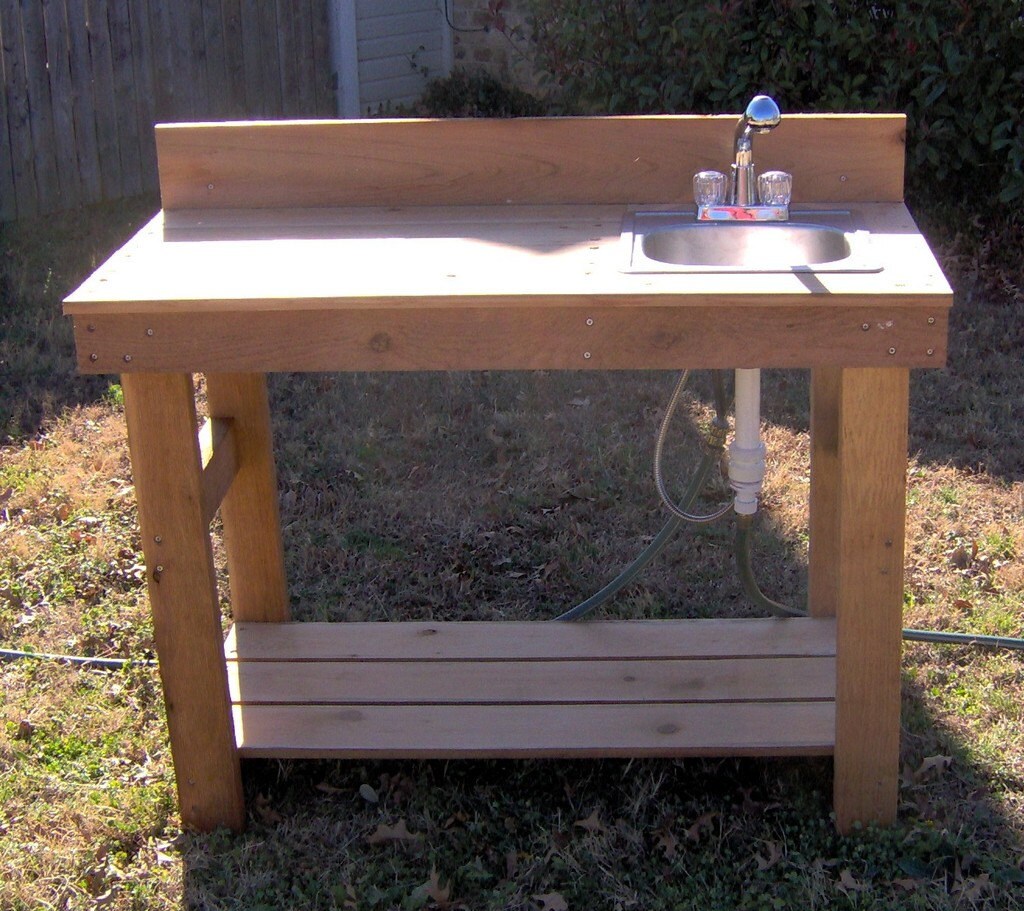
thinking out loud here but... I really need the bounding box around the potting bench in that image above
[64,113,951,833]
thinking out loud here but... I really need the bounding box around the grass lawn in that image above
[1,196,1022,909]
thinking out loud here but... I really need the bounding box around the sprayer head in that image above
[743,95,782,133]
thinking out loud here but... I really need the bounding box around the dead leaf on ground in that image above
[913,754,953,782]
[953,872,991,901]
[253,793,283,825]
[411,869,452,909]
[892,877,920,891]
[684,811,718,842]
[573,809,604,834]
[366,818,421,845]
[532,892,568,911]
[655,827,678,860]
[754,840,783,871]
[837,869,870,895]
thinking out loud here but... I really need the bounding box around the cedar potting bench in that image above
[64,113,952,833]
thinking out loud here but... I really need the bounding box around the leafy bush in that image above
[525,0,1024,209]
[417,68,545,118]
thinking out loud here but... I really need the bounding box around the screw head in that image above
[861,323,870,331]
[146,328,154,337]
[888,347,897,355]
[926,348,935,356]
[927,317,936,325]
[123,354,133,363]
[583,351,592,360]
[89,353,98,362]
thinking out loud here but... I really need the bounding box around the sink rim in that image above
[620,208,883,274]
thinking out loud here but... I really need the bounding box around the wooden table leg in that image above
[205,373,289,623]
[808,367,842,619]
[811,367,909,833]
[122,373,246,832]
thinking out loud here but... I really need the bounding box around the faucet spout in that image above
[732,95,781,205]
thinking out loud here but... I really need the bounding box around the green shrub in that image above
[526,0,1024,210]
[417,68,545,118]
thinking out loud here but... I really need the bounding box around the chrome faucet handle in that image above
[758,170,792,206]
[693,170,726,206]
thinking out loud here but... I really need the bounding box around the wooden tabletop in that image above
[65,202,950,315]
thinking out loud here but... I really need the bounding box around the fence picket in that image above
[128,0,158,191]
[109,0,143,195]
[0,6,19,220]
[21,1,62,211]
[41,0,82,209]
[1,0,39,218]
[64,0,102,202]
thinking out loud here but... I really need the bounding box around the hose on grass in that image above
[734,513,805,618]
[0,648,157,669]
[556,369,732,622]
[735,513,1024,651]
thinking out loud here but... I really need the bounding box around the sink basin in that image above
[621,209,882,274]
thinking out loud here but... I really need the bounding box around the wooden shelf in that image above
[225,619,837,759]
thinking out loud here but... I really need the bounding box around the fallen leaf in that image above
[837,869,869,894]
[913,754,953,782]
[654,824,678,860]
[949,546,971,569]
[315,781,343,795]
[253,793,283,825]
[532,893,568,911]
[755,840,783,871]
[412,869,452,909]
[953,873,991,901]
[358,783,380,803]
[684,811,718,842]
[573,809,604,834]
[366,818,421,845]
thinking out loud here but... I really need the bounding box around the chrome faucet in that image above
[732,95,781,205]
[692,94,792,221]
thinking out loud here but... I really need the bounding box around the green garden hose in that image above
[735,513,1024,651]
[556,369,731,622]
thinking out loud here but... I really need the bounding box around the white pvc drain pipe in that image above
[728,368,767,515]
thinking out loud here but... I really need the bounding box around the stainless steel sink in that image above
[620,209,882,274]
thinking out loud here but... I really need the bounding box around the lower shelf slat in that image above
[225,618,837,758]
[228,656,836,705]
[232,701,835,758]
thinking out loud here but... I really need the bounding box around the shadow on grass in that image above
[178,739,1022,908]
[0,195,159,443]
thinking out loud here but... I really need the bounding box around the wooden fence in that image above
[0,0,335,222]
